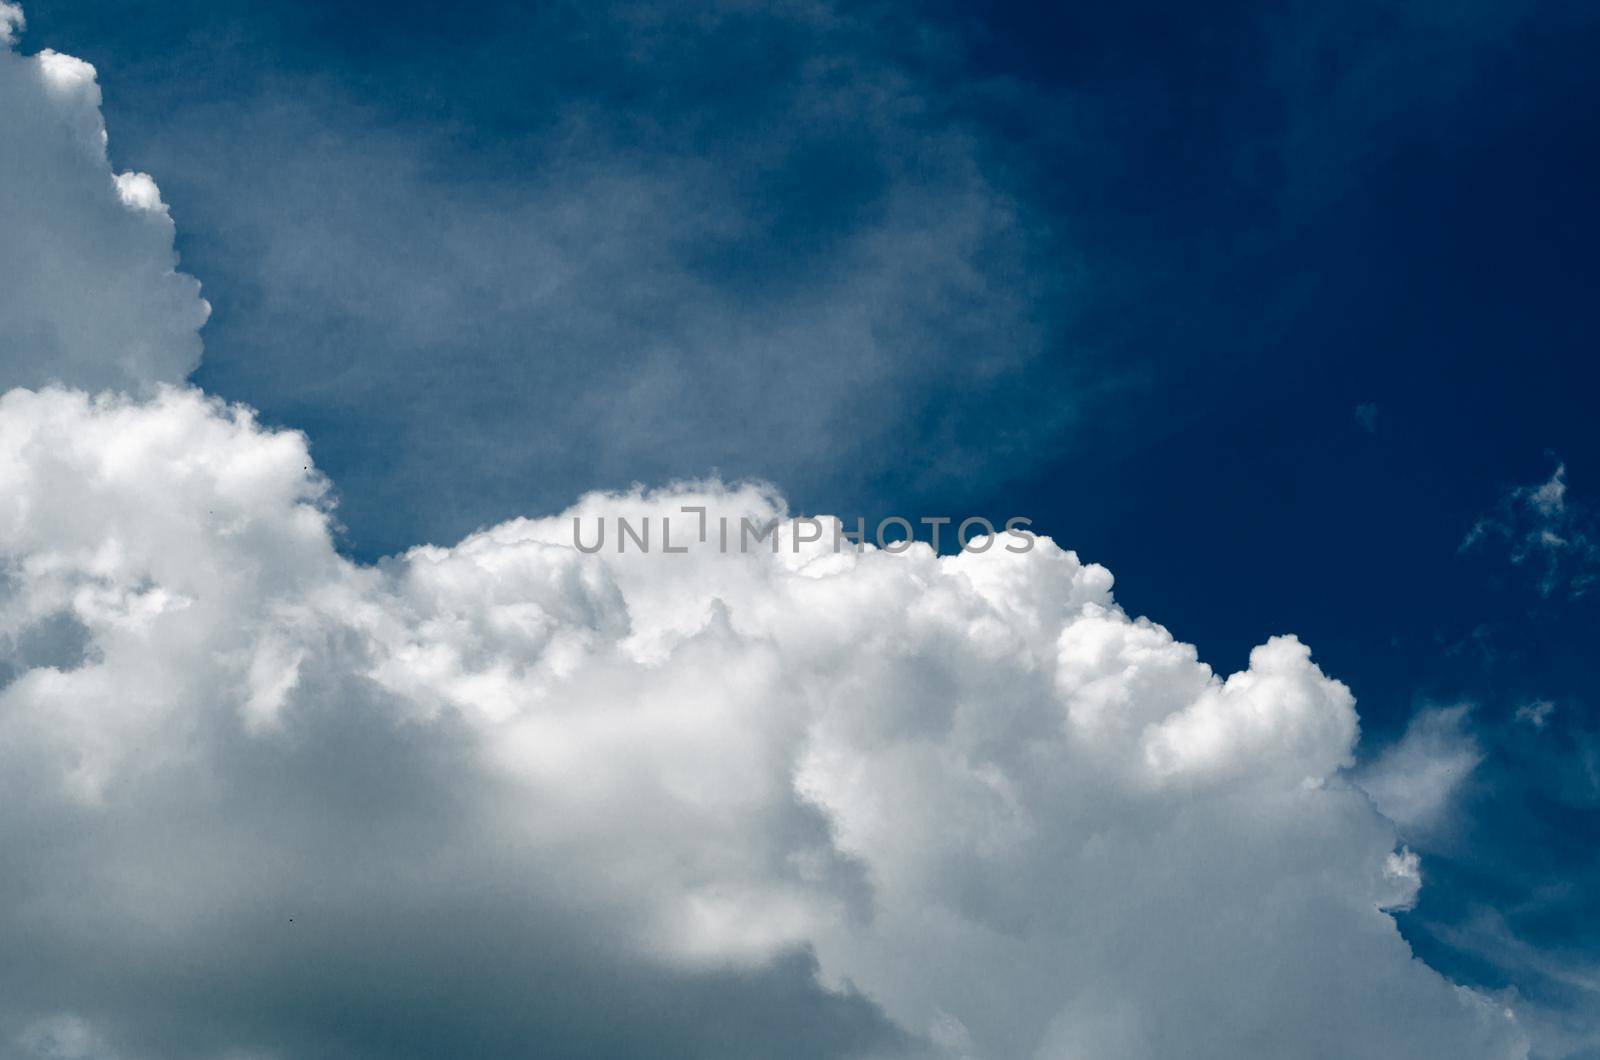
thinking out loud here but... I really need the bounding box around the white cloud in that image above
[0,386,1529,1057]
[1382,847,1424,912]
[0,3,22,46]
[0,11,1536,1059]
[0,26,208,394]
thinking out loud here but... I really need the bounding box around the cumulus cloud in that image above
[0,10,1537,1060]
[0,19,207,393]
[0,386,1529,1058]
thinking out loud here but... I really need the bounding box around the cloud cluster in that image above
[0,12,1536,1059]
[0,386,1529,1058]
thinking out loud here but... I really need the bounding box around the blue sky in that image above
[6,0,1600,1054]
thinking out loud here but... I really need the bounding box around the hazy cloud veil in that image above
[0,6,1535,1058]
[143,0,1075,554]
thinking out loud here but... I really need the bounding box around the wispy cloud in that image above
[1462,461,1598,599]
[1427,908,1600,1058]
[1516,699,1556,730]
[1356,704,1485,834]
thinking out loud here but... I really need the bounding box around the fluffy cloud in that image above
[0,11,1535,1060]
[0,386,1528,1058]
[0,12,207,393]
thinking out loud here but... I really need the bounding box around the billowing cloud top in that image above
[0,8,1534,1059]
[0,382,1531,1058]
[0,10,208,393]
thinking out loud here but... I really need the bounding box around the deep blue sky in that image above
[20,0,1600,1043]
